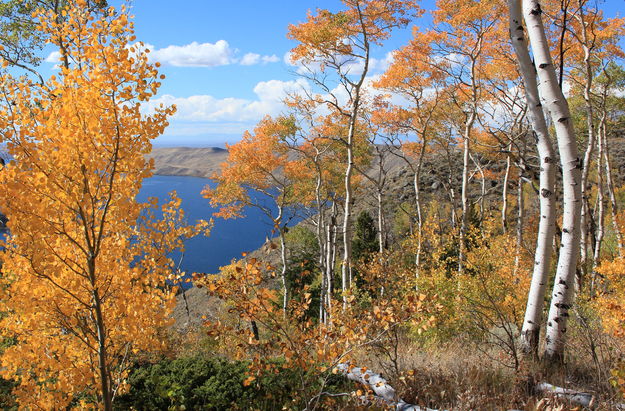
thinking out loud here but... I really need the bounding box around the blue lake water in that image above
[137,175,280,276]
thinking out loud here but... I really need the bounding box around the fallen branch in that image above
[336,363,439,411]
[535,382,595,409]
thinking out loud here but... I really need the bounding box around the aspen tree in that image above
[203,115,299,312]
[509,0,557,356]
[522,0,583,363]
[0,1,206,408]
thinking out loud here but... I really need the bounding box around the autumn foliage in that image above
[0,1,207,408]
[0,0,624,409]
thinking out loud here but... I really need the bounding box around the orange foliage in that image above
[0,2,207,408]
[288,0,421,64]
[202,115,297,219]
[199,255,437,408]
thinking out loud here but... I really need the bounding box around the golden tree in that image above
[0,1,207,408]
[203,115,299,312]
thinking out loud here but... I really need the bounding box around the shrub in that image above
[115,356,299,410]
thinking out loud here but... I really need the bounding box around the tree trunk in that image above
[510,5,559,349]
[280,229,288,313]
[377,190,385,254]
[314,163,328,322]
[342,137,354,309]
[458,111,476,275]
[522,0,583,364]
[600,86,623,256]
[341,75,367,308]
[591,116,606,294]
[326,201,338,318]
[471,153,486,226]
[89,256,113,411]
[579,41,596,287]
[414,157,424,278]
[514,174,525,275]
[502,148,512,234]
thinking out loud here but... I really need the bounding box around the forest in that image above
[0,0,623,409]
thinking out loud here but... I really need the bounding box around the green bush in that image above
[115,356,299,410]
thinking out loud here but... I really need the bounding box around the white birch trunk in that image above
[326,201,338,317]
[514,175,525,275]
[280,229,288,313]
[458,111,476,275]
[535,382,594,408]
[579,38,596,285]
[471,153,486,225]
[325,222,334,319]
[522,0,583,363]
[341,23,369,308]
[377,190,384,254]
[591,115,606,293]
[414,159,424,277]
[598,75,624,257]
[510,0,558,355]
[342,134,355,309]
[335,363,437,410]
[502,148,512,234]
[313,160,328,322]
[603,126,623,256]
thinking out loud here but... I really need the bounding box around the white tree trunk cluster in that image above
[509,0,583,362]
[508,0,557,356]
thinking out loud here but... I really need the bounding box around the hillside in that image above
[160,143,625,331]
[148,146,229,178]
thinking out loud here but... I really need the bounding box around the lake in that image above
[137,175,281,277]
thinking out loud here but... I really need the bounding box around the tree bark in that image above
[522,0,583,364]
[502,147,512,234]
[515,58,558,353]
[603,124,622,256]
[578,14,596,286]
[535,382,595,408]
[458,111,476,275]
[591,114,606,293]
[280,229,289,313]
[342,135,354,309]
[326,201,338,318]
[341,24,369,309]
[598,70,623,257]
[414,154,424,277]
[514,174,525,275]
[88,255,113,411]
[377,191,385,254]
[313,157,328,322]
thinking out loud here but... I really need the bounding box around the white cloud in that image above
[283,51,396,76]
[240,52,261,66]
[262,54,280,64]
[45,51,61,63]
[145,78,310,124]
[240,53,280,66]
[371,52,395,72]
[45,41,280,68]
[148,40,234,67]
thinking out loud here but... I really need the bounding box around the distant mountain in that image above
[148,147,228,178]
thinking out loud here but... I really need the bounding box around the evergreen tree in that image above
[352,211,378,262]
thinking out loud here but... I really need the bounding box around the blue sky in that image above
[40,0,625,148]
[129,0,427,147]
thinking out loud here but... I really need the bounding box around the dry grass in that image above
[354,324,624,410]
